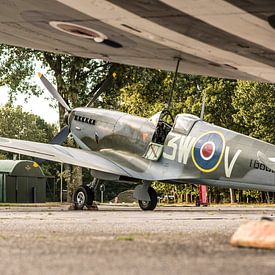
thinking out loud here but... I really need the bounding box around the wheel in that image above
[73,185,94,210]
[138,187,157,211]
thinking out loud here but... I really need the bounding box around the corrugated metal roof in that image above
[0,160,44,177]
[0,160,22,173]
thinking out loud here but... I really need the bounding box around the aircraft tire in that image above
[74,185,94,210]
[138,187,157,211]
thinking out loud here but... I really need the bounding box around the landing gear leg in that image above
[86,178,100,209]
[133,181,158,211]
[88,178,100,193]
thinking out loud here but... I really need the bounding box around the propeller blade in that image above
[34,126,70,165]
[50,126,70,145]
[38,72,71,112]
[86,65,117,107]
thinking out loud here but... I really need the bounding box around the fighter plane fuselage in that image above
[69,107,275,192]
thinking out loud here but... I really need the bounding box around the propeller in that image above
[38,65,117,147]
[34,126,70,164]
[49,126,70,145]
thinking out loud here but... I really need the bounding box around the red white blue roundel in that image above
[192,131,225,173]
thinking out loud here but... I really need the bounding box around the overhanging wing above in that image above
[1,0,275,82]
[0,137,130,177]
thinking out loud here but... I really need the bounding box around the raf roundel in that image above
[192,132,225,173]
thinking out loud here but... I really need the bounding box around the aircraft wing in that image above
[0,137,130,177]
[257,151,275,171]
[0,137,193,182]
[0,1,275,82]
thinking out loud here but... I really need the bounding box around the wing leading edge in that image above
[0,137,130,177]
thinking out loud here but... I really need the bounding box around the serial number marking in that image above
[249,159,274,173]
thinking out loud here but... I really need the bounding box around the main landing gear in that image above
[74,179,158,211]
[73,178,99,210]
[138,187,158,211]
[133,181,158,211]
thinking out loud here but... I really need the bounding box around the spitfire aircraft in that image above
[0,73,274,210]
[0,1,275,210]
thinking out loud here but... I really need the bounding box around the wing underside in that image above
[0,137,193,182]
[0,0,275,82]
[0,137,130,177]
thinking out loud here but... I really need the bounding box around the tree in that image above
[0,104,57,174]
[0,45,117,202]
[232,81,275,144]
[0,104,56,142]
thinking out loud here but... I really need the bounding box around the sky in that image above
[0,63,59,125]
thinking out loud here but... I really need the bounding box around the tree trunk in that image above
[66,165,83,203]
[238,190,243,203]
[185,193,189,203]
[266,192,270,204]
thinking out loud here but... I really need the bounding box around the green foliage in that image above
[0,104,56,142]
[117,69,237,130]
[0,45,115,126]
[232,81,275,143]
[0,104,58,178]
[0,45,38,98]
[0,153,6,160]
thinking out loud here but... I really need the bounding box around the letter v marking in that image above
[224,146,242,178]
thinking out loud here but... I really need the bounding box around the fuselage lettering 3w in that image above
[163,135,196,164]
[163,132,242,178]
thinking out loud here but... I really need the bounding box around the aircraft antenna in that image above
[167,57,182,109]
[199,86,207,120]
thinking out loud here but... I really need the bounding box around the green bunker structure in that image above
[0,160,46,203]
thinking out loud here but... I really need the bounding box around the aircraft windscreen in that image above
[173,114,200,134]
[149,110,174,145]
[149,111,162,126]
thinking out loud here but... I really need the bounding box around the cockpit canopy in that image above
[173,114,200,134]
[149,111,162,127]
[149,111,199,134]
[149,109,174,127]
[148,111,199,145]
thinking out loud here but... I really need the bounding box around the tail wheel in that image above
[74,185,94,210]
[138,187,157,211]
